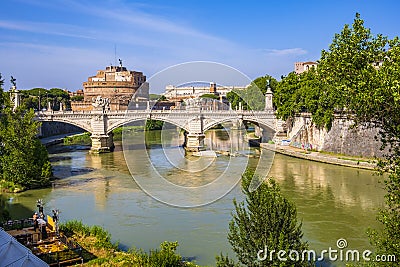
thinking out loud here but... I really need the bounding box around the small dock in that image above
[2,218,83,266]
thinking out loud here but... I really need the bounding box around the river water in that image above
[2,129,385,266]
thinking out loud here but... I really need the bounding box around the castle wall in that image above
[288,115,387,158]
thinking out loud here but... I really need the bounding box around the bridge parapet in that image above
[35,109,279,152]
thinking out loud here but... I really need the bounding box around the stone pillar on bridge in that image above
[231,119,245,130]
[184,116,205,152]
[89,97,115,153]
[91,133,114,153]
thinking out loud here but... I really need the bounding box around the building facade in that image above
[71,62,148,111]
[294,61,318,74]
[163,82,246,101]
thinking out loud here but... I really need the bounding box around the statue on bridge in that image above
[9,76,21,112]
[184,97,203,110]
[92,95,110,111]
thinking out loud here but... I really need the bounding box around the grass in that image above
[63,132,91,145]
[0,180,25,193]
[59,220,203,267]
[62,126,145,145]
[318,150,376,163]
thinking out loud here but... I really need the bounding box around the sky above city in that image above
[1,0,400,93]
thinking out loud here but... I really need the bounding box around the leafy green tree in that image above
[295,13,400,262]
[253,75,278,95]
[149,94,167,101]
[0,107,52,190]
[275,13,388,129]
[200,93,219,100]
[20,87,71,110]
[145,119,164,130]
[274,13,400,263]
[227,75,277,111]
[71,95,84,101]
[217,170,309,266]
[273,72,303,122]
[363,37,400,266]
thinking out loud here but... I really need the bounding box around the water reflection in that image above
[269,154,384,252]
[2,129,385,266]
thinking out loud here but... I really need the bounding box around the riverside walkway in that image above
[261,143,377,170]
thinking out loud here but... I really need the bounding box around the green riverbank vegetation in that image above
[0,75,52,193]
[63,121,165,145]
[216,170,311,267]
[59,220,202,267]
[271,13,400,265]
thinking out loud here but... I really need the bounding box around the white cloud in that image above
[0,1,306,89]
[0,20,96,40]
[261,48,307,56]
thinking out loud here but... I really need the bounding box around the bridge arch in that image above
[36,117,92,133]
[106,116,189,134]
[203,117,275,133]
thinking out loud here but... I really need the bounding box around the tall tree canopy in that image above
[227,75,277,111]
[275,13,389,129]
[274,13,400,263]
[217,170,310,266]
[0,74,52,191]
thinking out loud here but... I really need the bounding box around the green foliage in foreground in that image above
[0,108,52,190]
[217,170,310,266]
[0,75,52,191]
[60,220,200,267]
[273,12,400,264]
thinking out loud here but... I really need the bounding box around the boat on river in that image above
[192,150,217,157]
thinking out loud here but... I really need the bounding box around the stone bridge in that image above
[35,108,281,152]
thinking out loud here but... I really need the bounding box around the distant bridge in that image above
[35,108,282,152]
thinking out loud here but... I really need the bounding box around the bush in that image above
[217,170,310,266]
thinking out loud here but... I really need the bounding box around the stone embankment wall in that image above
[287,114,386,158]
[39,121,85,138]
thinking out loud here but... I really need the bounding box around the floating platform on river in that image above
[192,150,217,157]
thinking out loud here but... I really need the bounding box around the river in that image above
[2,129,385,266]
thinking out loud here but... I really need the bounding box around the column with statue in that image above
[264,79,273,110]
[9,76,21,112]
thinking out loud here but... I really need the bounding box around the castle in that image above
[71,60,148,111]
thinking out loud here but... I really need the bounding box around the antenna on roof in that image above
[114,44,117,67]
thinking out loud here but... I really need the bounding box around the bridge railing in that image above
[35,109,276,117]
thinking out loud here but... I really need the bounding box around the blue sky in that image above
[0,0,399,93]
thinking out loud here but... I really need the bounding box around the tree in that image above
[0,108,52,189]
[227,75,278,111]
[71,95,84,101]
[217,170,310,266]
[274,13,400,263]
[364,37,400,266]
[149,93,166,101]
[200,93,219,100]
[275,13,388,129]
[20,87,71,111]
[306,13,400,262]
